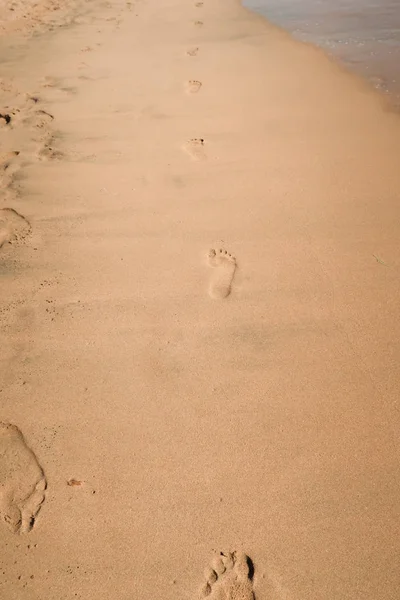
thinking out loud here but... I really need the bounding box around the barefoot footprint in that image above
[0,423,47,534]
[200,551,255,599]
[184,138,206,161]
[0,208,31,249]
[186,80,202,94]
[208,249,237,299]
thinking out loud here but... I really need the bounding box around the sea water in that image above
[244,0,400,105]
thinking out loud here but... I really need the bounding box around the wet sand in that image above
[1,0,400,598]
[246,0,400,104]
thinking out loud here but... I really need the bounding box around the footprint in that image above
[208,249,237,299]
[41,75,63,88]
[0,423,47,534]
[194,20,204,26]
[195,1,204,6]
[25,94,40,105]
[0,208,31,249]
[40,76,76,95]
[186,80,202,94]
[199,551,255,599]
[187,47,199,57]
[0,151,20,171]
[184,138,206,161]
[38,143,64,161]
[23,109,54,131]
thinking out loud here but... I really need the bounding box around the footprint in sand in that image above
[23,109,54,132]
[208,249,237,299]
[0,208,31,249]
[38,143,64,161]
[187,47,199,57]
[199,551,255,599]
[0,423,47,534]
[195,2,204,6]
[186,80,202,94]
[184,138,206,160]
[0,150,20,172]
[194,20,204,27]
[40,76,76,96]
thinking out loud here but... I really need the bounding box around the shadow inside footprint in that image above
[200,551,255,599]
[0,423,46,534]
[184,138,206,161]
[208,249,237,299]
[0,208,31,249]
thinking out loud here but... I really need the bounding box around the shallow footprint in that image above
[186,80,202,94]
[40,76,76,96]
[200,551,255,599]
[184,138,206,161]
[0,423,47,534]
[187,47,199,57]
[208,249,237,299]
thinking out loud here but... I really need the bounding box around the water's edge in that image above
[244,0,400,107]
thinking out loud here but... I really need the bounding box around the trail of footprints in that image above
[184,7,239,301]
[0,0,239,574]
[185,10,205,161]
[0,423,46,534]
[0,7,117,246]
[0,77,69,253]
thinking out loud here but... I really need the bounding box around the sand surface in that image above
[1,0,400,598]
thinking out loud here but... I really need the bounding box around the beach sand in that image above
[1,0,400,598]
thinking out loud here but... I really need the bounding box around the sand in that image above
[0,0,400,598]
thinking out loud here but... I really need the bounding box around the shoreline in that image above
[243,0,400,108]
[1,1,400,599]
[240,0,400,113]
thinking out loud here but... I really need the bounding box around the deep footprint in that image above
[0,423,47,534]
[0,208,31,249]
[200,551,255,599]
[208,249,237,299]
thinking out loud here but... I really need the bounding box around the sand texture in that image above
[1,0,400,598]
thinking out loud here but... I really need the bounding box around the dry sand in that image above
[1,0,400,598]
